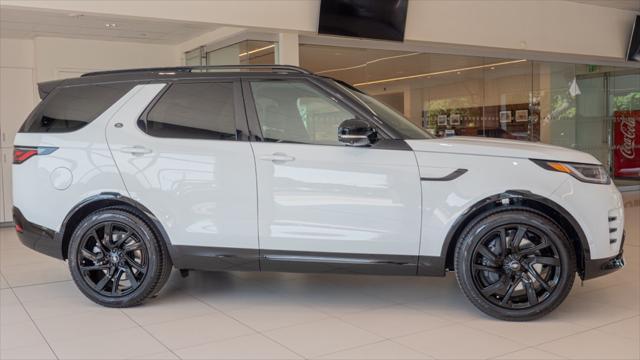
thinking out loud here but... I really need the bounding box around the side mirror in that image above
[338,119,378,147]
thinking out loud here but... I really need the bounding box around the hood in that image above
[405,137,600,164]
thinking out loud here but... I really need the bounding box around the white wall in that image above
[0,36,177,98]
[33,37,177,82]
[0,38,37,108]
[0,38,35,70]
[0,38,36,222]
[0,36,177,142]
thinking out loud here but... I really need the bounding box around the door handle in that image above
[260,153,295,162]
[121,146,152,156]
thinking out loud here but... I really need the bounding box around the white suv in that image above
[12,65,624,320]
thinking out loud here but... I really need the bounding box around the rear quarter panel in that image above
[12,86,141,232]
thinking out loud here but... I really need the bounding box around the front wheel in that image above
[454,209,576,321]
[68,208,172,307]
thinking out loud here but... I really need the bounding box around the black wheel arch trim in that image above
[57,192,176,262]
[440,190,591,278]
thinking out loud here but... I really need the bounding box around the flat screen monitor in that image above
[318,0,408,42]
[627,15,640,62]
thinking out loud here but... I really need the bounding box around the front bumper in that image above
[582,232,625,280]
[12,207,64,259]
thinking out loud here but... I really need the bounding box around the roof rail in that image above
[81,65,312,77]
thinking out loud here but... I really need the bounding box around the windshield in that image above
[335,82,433,139]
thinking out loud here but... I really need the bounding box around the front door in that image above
[106,80,259,271]
[244,78,421,274]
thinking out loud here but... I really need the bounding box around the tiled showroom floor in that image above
[1,192,638,360]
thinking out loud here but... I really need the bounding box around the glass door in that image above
[574,73,608,166]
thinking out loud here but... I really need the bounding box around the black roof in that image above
[81,65,311,77]
[37,65,316,99]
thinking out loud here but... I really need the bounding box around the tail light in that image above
[13,146,58,164]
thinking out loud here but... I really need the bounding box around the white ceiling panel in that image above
[0,7,220,44]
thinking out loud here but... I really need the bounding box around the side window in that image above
[20,82,134,133]
[143,82,236,140]
[250,80,357,145]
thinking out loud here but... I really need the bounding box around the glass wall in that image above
[206,40,276,66]
[300,44,640,185]
[185,47,205,66]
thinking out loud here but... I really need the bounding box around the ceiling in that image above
[0,7,220,44]
[1,2,636,47]
[565,0,640,12]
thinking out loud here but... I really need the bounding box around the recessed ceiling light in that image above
[105,23,118,28]
[67,13,83,17]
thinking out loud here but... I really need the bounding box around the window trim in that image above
[241,76,394,147]
[138,78,248,141]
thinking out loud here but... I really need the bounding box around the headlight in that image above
[532,159,611,184]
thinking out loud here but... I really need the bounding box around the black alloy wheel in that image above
[470,224,561,309]
[77,222,148,297]
[455,209,575,321]
[68,208,172,307]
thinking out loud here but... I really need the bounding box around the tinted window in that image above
[250,81,357,145]
[21,82,133,133]
[143,82,236,140]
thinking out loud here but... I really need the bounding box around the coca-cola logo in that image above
[620,117,636,160]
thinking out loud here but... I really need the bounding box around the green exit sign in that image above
[587,64,599,73]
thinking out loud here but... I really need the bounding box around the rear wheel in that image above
[68,208,171,307]
[455,209,575,320]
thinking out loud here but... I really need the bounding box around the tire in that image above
[109,206,173,298]
[68,208,172,307]
[454,208,576,321]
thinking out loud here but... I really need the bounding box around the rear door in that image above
[106,79,259,270]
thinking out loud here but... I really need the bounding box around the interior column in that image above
[277,32,299,66]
